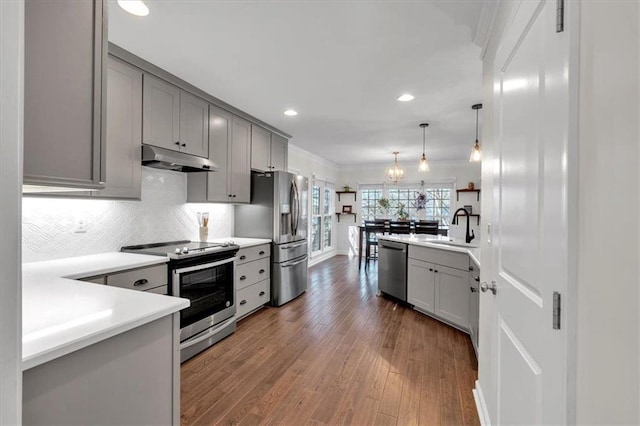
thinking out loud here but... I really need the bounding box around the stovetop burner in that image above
[121,240,239,259]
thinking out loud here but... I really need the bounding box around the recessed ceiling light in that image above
[397,94,415,102]
[117,0,149,17]
[284,109,298,116]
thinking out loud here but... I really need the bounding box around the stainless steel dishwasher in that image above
[377,239,408,301]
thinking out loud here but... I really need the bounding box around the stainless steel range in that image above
[121,240,239,362]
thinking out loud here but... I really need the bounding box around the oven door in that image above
[173,257,236,342]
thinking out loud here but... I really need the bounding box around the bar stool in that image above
[414,220,440,235]
[363,219,387,269]
[389,220,412,235]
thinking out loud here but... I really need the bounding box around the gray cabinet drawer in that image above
[237,244,270,265]
[236,258,270,290]
[408,245,469,271]
[107,264,168,292]
[236,279,270,319]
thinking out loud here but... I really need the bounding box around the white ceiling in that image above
[109,0,484,166]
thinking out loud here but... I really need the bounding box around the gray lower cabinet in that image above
[23,315,179,426]
[235,244,271,319]
[250,125,289,172]
[143,74,209,158]
[187,109,251,203]
[95,56,142,199]
[24,0,106,190]
[407,245,470,331]
[80,264,168,295]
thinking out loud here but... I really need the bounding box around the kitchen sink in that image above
[428,239,479,249]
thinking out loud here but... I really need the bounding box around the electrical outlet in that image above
[74,219,87,234]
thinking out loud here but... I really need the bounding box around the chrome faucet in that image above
[452,208,475,244]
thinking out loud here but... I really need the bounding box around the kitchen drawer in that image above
[107,264,168,291]
[408,245,469,271]
[237,244,270,265]
[80,275,106,285]
[236,257,270,290]
[145,285,168,295]
[236,279,270,319]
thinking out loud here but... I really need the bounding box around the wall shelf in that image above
[456,188,480,201]
[455,213,480,225]
[336,212,357,222]
[336,191,357,201]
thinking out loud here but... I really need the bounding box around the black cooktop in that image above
[121,240,239,260]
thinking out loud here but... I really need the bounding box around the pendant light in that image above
[385,152,406,184]
[469,103,483,162]
[418,123,430,172]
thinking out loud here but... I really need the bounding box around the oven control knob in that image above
[182,247,189,254]
[174,248,181,254]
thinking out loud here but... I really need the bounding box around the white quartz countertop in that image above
[378,234,481,268]
[22,253,189,371]
[210,237,272,248]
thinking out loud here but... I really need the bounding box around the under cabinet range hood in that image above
[142,145,218,172]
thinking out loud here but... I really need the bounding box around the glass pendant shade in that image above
[469,141,482,162]
[469,104,482,163]
[418,122,430,172]
[385,152,406,183]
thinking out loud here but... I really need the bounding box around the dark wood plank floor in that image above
[181,255,479,426]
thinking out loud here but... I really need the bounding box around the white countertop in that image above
[210,237,272,248]
[22,253,189,371]
[378,234,481,268]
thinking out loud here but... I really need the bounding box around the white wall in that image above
[337,161,481,255]
[575,2,639,423]
[23,168,234,262]
[288,144,340,266]
[0,0,23,423]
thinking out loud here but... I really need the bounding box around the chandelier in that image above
[385,151,406,184]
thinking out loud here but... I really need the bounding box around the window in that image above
[311,179,334,256]
[359,183,452,226]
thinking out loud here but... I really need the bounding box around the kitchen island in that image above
[22,253,189,425]
[377,234,481,353]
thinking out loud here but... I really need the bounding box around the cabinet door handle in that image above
[470,287,478,293]
[259,291,265,296]
[229,194,233,197]
[428,268,433,272]
[175,141,180,145]
[259,250,265,255]
[240,275,247,281]
[133,279,148,287]
[233,194,236,198]
[259,269,265,274]
[474,276,480,282]
[239,255,246,260]
[240,300,247,305]
[434,270,438,273]
[469,266,474,271]
[181,143,186,147]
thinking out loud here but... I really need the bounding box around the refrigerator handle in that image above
[289,181,296,236]
[293,180,300,236]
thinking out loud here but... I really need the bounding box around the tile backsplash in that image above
[22,167,233,263]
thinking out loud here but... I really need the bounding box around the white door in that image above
[490,1,571,424]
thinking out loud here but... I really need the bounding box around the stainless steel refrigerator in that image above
[234,171,308,306]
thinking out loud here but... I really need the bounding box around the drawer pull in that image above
[259,269,265,274]
[434,270,438,273]
[239,255,246,260]
[428,268,433,272]
[240,275,247,281]
[240,300,247,305]
[259,291,265,296]
[259,250,265,255]
[133,279,148,287]
[474,276,480,282]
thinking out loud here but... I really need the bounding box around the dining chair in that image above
[388,220,412,235]
[363,219,387,269]
[414,220,440,235]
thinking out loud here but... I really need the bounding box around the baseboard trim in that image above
[308,251,337,267]
[473,380,491,426]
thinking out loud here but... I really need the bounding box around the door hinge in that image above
[552,291,561,330]
[556,0,565,33]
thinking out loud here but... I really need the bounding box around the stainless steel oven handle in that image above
[280,241,306,250]
[179,317,236,350]
[174,256,236,275]
[281,255,308,268]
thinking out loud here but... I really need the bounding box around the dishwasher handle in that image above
[379,241,407,252]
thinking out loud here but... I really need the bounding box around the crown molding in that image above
[474,0,501,60]
[288,144,340,170]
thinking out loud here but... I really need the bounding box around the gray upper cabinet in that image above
[95,56,143,199]
[179,92,209,158]
[270,133,288,172]
[143,74,209,158]
[24,0,106,190]
[250,125,288,172]
[230,116,251,203]
[143,74,180,152]
[187,108,250,204]
[251,125,271,172]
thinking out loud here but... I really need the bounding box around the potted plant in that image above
[413,191,427,220]
[397,202,409,221]
[342,184,352,192]
[378,197,390,218]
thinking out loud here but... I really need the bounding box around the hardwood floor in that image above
[181,255,479,426]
